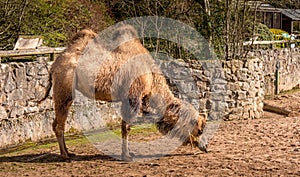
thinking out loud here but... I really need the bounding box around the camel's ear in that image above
[197,113,207,131]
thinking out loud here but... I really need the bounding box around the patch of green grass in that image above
[130,124,158,136]
[0,124,159,156]
[85,124,158,142]
[265,87,300,100]
[279,87,300,95]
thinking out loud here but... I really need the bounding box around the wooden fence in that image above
[0,47,65,62]
[243,39,300,46]
[0,39,299,63]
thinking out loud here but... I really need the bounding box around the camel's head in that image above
[156,102,207,152]
[185,113,207,152]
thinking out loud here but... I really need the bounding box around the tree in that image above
[0,0,113,50]
[0,0,29,49]
[106,0,259,60]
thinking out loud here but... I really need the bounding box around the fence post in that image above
[50,53,54,61]
[275,61,280,95]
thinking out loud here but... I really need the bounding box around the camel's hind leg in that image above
[53,99,73,160]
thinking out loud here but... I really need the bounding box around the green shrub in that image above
[270,28,290,40]
[255,23,274,41]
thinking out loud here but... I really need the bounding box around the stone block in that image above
[10,106,24,118]
[14,66,27,88]
[211,84,226,92]
[236,68,249,81]
[210,91,226,101]
[4,72,16,93]
[233,107,243,115]
[239,82,250,91]
[227,82,240,91]
[37,66,49,76]
[208,111,224,121]
[199,99,207,110]
[203,70,211,77]
[227,114,240,121]
[237,91,247,100]
[0,93,6,104]
[24,106,39,114]
[213,78,227,85]
[38,78,50,87]
[26,64,38,76]
[0,106,7,119]
[8,89,24,101]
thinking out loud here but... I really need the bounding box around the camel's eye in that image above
[198,129,203,135]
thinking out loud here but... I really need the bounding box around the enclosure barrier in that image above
[1,41,300,148]
[243,39,300,49]
[0,47,66,62]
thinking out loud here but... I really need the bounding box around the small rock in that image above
[148,163,160,167]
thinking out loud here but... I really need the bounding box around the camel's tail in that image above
[37,73,52,104]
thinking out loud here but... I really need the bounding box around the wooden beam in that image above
[263,102,291,116]
[0,47,65,58]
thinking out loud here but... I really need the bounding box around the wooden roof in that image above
[248,1,280,13]
[278,9,300,21]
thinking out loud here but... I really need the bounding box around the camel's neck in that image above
[151,72,179,106]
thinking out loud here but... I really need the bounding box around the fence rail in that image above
[0,39,299,62]
[0,47,65,62]
[243,39,300,46]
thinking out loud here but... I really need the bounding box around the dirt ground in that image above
[0,92,300,177]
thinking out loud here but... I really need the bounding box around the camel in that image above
[40,25,207,161]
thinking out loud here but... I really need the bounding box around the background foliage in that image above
[0,0,113,49]
[0,0,294,60]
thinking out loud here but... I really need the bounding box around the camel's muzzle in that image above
[198,136,208,153]
[198,141,208,153]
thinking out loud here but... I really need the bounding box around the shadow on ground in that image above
[0,152,196,163]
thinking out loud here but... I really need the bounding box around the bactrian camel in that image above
[40,25,207,161]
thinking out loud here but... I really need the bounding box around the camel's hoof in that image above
[64,158,72,163]
[121,153,134,162]
[129,151,136,157]
[68,152,76,157]
[60,155,71,162]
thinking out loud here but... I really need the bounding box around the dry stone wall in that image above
[249,48,300,95]
[0,54,279,148]
[171,58,264,121]
[0,58,121,148]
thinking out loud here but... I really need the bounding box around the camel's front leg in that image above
[121,120,132,161]
[120,97,140,161]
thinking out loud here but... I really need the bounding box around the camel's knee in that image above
[121,120,131,135]
[121,98,141,120]
[52,119,57,132]
[53,122,65,136]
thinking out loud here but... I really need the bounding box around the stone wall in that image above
[182,59,264,121]
[0,56,266,148]
[249,48,300,95]
[0,58,121,148]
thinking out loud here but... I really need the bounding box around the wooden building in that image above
[279,9,300,34]
[250,1,300,34]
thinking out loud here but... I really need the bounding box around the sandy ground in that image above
[0,91,299,177]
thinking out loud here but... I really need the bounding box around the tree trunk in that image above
[263,102,291,116]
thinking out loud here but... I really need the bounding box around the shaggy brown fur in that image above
[41,25,207,161]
